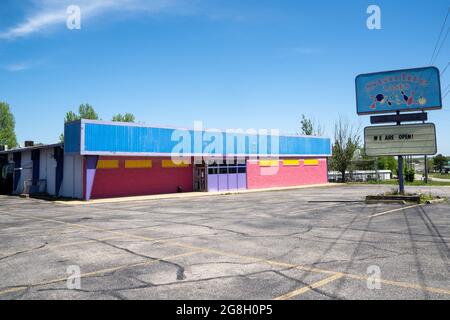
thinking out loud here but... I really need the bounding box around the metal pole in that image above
[397,111,405,195]
[398,156,405,195]
[422,113,428,184]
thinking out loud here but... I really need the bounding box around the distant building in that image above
[328,170,392,183]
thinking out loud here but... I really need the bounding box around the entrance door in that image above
[194,164,206,191]
[206,162,247,192]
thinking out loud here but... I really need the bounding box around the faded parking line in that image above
[368,204,424,218]
[0,250,203,297]
[1,209,449,298]
[274,273,344,300]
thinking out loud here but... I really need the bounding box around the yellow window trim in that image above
[162,160,190,168]
[304,159,319,166]
[125,160,152,169]
[97,160,119,169]
[259,160,280,167]
[283,159,300,166]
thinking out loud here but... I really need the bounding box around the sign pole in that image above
[422,113,428,184]
[396,112,405,195]
[398,156,405,195]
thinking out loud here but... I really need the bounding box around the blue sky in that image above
[1,0,449,154]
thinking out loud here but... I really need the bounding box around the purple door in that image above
[228,174,238,190]
[207,165,247,192]
[208,174,218,192]
[237,173,247,189]
[218,175,228,191]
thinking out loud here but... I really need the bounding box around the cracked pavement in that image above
[0,184,449,300]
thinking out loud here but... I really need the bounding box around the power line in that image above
[443,83,450,99]
[443,83,450,93]
[444,89,450,100]
[433,26,450,65]
[441,61,450,76]
[430,7,450,65]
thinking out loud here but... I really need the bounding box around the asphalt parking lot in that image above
[0,184,449,300]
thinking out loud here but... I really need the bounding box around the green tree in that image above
[112,113,135,123]
[329,117,360,183]
[300,114,313,135]
[377,156,397,172]
[433,154,448,173]
[0,102,18,148]
[300,114,324,136]
[61,104,99,142]
[78,103,98,120]
[64,111,79,123]
[64,104,99,123]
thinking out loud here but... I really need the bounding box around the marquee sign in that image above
[364,123,437,157]
[356,67,442,115]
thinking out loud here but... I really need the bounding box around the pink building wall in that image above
[246,158,328,189]
[89,156,193,199]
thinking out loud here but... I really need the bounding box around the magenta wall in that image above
[246,158,328,189]
[89,156,193,199]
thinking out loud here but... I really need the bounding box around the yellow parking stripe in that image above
[0,250,203,296]
[274,273,343,300]
[1,211,450,297]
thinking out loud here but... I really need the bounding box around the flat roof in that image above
[64,119,332,157]
[0,143,63,155]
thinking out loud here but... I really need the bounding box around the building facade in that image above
[1,119,332,200]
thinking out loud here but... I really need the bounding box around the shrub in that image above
[405,167,415,183]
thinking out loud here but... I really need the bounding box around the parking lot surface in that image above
[0,184,449,300]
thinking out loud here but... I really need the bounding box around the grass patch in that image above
[429,173,450,179]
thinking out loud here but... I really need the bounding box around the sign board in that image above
[370,112,427,124]
[364,123,437,156]
[356,67,442,115]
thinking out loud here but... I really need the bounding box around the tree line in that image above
[0,101,136,146]
[0,102,448,179]
[59,103,136,142]
[300,114,448,182]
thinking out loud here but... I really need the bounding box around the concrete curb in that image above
[54,183,340,205]
[425,198,447,204]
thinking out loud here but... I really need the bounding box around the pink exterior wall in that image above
[246,158,328,189]
[89,156,193,199]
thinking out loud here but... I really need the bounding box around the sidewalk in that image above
[54,183,339,205]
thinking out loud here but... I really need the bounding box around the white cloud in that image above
[0,0,181,40]
[3,59,45,72]
[278,46,323,58]
[4,62,30,72]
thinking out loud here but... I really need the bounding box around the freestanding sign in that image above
[364,123,437,157]
[356,66,442,195]
[356,67,442,115]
